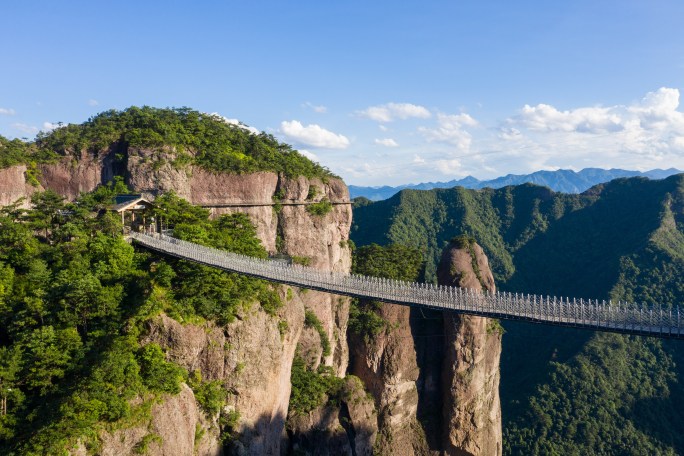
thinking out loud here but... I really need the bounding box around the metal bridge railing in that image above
[129,232,684,339]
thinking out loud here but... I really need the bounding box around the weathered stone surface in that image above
[90,384,221,456]
[438,240,502,456]
[349,303,429,455]
[0,165,39,207]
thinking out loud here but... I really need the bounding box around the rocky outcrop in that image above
[438,239,502,456]
[349,304,429,455]
[0,165,39,207]
[71,384,221,456]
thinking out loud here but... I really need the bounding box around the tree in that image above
[28,190,65,241]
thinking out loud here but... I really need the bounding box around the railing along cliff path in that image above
[130,232,684,340]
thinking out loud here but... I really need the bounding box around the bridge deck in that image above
[129,232,684,340]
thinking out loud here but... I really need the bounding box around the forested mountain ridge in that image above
[352,174,684,455]
[349,167,682,200]
[0,106,333,179]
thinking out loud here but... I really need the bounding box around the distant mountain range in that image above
[349,168,683,200]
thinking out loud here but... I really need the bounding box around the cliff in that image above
[437,239,502,456]
[0,143,357,454]
[2,134,502,454]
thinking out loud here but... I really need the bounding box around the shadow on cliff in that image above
[411,306,446,452]
[226,406,376,456]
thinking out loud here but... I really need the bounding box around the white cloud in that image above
[0,108,15,116]
[358,102,431,122]
[495,87,684,173]
[436,158,463,175]
[42,122,62,131]
[298,149,320,162]
[419,113,478,151]
[88,99,99,106]
[11,123,39,135]
[413,154,426,164]
[210,113,261,135]
[303,102,327,113]
[378,125,388,132]
[280,120,350,149]
[516,103,623,133]
[374,138,399,147]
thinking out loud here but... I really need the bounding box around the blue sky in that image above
[2,1,684,185]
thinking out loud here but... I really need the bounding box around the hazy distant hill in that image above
[349,167,682,200]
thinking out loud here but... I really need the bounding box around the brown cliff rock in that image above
[73,384,221,456]
[0,165,39,207]
[438,239,502,456]
[349,303,429,455]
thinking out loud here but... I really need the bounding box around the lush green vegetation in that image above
[1,107,334,181]
[351,174,684,455]
[304,310,332,357]
[288,357,344,415]
[306,198,333,216]
[349,243,423,340]
[35,106,334,178]
[0,135,58,170]
[0,184,278,454]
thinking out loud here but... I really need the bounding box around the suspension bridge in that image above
[129,232,684,340]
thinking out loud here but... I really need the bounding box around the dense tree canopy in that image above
[9,106,333,179]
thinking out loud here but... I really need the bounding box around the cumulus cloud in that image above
[358,102,431,122]
[0,108,15,116]
[419,113,478,151]
[303,102,327,113]
[496,87,684,173]
[280,120,350,149]
[374,138,399,147]
[210,113,261,135]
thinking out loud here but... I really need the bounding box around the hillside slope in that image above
[351,174,684,454]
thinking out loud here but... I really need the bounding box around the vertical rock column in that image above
[438,239,502,456]
[348,303,424,455]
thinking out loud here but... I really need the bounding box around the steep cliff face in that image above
[3,146,354,455]
[0,165,39,207]
[349,304,429,455]
[437,240,502,456]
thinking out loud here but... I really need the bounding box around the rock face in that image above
[349,304,429,455]
[0,165,39,207]
[437,240,503,456]
[71,384,221,456]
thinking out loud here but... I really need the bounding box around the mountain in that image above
[0,106,506,455]
[349,167,682,200]
[351,175,684,454]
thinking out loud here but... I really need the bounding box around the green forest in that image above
[352,174,684,455]
[0,182,282,454]
[0,106,334,179]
